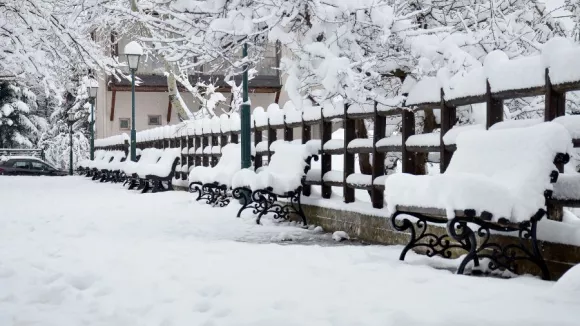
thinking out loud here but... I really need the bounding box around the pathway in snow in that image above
[0,176,578,326]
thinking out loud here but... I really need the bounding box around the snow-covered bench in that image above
[95,151,126,182]
[123,148,163,190]
[188,143,243,207]
[79,150,106,177]
[90,151,116,180]
[385,122,572,280]
[135,148,181,193]
[231,143,318,225]
[78,150,105,175]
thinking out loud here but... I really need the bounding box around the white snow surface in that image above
[405,77,441,106]
[386,122,572,222]
[553,115,580,139]
[406,133,440,147]
[1,177,579,325]
[442,124,484,145]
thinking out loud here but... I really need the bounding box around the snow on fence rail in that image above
[95,41,580,219]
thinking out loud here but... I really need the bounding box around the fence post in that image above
[284,119,293,141]
[486,80,503,129]
[371,101,385,208]
[440,89,456,173]
[321,112,332,199]
[343,104,355,203]
[301,112,312,196]
[211,133,219,167]
[401,109,416,174]
[267,121,277,163]
[254,128,263,169]
[202,134,209,167]
[195,135,202,166]
[545,68,566,122]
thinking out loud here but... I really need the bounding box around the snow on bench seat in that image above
[386,122,572,223]
[188,147,196,155]
[232,143,317,195]
[189,144,241,187]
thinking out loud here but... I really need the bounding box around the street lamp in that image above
[86,78,98,161]
[68,111,76,176]
[124,41,143,162]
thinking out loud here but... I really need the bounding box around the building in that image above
[95,35,294,138]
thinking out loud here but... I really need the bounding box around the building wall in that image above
[95,86,286,138]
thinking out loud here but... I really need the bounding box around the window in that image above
[148,115,162,126]
[11,161,30,169]
[31,161,51,171]
[119,118,130,130]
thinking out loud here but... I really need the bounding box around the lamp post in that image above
[68,111,75,175]
[124,41,143,162]
[87,79,98,161]
[241,43,251,169]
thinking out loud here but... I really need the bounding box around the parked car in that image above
[0,156,67,176]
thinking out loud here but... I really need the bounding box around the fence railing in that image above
[95,44,580,219]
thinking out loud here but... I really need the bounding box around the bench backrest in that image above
[267,143,314,175]
[94,150,106,161]
[100,151,115,164]
[139,148,163,164]
[155,148,181,168]
[447,122,571,217]
[110,151,126,163]
[214,143,241,172]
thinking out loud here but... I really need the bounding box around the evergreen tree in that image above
[0,82,48,148]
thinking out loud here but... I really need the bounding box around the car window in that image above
[31,161,50,170]
[11,161,30,169]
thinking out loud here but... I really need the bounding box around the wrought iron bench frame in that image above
[232,154,318,225]
[390,153,570,281]
[141,157,180,193]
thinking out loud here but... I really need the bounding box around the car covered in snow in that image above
[0,156,67,176]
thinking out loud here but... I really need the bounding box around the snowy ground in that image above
[0,177,578,326]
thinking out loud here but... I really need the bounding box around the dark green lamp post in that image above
[240,43,251,169]
[124,41,143,162]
